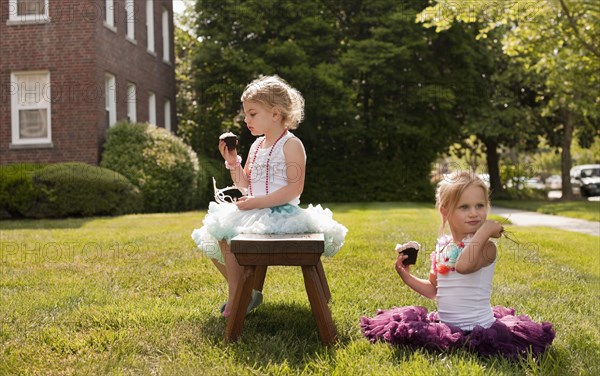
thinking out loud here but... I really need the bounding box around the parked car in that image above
[570,164,600,197]
[525,177,545,190]
[545,175,562,190]
[505,176,545,190]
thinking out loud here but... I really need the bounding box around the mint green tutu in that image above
[191,203,348,263]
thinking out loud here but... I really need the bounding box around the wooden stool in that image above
[225,233,336,345]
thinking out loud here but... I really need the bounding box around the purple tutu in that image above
[360,305,555,359]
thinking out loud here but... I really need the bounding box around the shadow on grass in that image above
[0,217,95,230]
[389,342,556,372]
[198,302,338,371]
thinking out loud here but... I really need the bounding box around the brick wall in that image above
[94,0,176,161]
[0,0,176,165]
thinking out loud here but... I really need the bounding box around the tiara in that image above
[213,177,246,203]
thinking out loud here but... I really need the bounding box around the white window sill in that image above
[10,142,54,150]
[103,22,117,33]
[6,17,51,26]
[126,37,137,45]
[147,49,157,57]
[163,59,172,66]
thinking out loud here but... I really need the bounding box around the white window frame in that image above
[146,0,155,53]
[105,73,117,127]
[127,83,137,123]
[10,71,52,146]
[148,92,156,125]
[164,100,171,131]
[104,0,115,28]
[7,0,50,24]
[162,7,170,63]
[125,0,135,41]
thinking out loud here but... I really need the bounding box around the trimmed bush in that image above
[29,163,142,218]
[101,122,201,213]
[0,164,45,218]
[302,157,434,204]
[0,163,141,219]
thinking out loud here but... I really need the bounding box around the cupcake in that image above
[219,132,238,151]
[395,241,420,265]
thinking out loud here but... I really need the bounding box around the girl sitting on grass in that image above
[360,171,555,359]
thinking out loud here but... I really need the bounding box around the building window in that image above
[104,0,115,28]
[125,0,135,40]
[127,83,137,123]
[148,92,156,125]
[10,71,52,145]
[8,0,49,23]
[146,0,155,53]
[164,100,171,131]
[105,74,117,127]
[162,8,170,63]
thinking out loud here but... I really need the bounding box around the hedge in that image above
[101,122,202,213]
[0,163,45,219]
[302,157,434,204]
[0,163,142,219]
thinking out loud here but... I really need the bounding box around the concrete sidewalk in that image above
[491,207,600,237]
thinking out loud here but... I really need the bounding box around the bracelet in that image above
[225,155,242,170]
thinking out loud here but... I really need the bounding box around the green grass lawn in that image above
[1,203,599,375]
[494,199,600,222]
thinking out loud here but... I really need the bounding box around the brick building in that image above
[0,0,176,165]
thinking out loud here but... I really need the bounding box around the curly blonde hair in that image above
[241,75,305,130]
[436,171,491,234]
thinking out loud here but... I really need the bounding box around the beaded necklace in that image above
[248,129,288,196]
[435,241,465,275]
[434,234,474,275]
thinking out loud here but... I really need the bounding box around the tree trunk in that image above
[561,110,574,200]
[483,137,505,198]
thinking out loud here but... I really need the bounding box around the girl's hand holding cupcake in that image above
[395,253,411,276]
[394,241,420,277]
[219,132,239,164]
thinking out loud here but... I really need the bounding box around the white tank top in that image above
[247,132,304,206]
[435,237,496,331]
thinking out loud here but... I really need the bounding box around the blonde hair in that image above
[240,75,305,129]
[435,171,491,234]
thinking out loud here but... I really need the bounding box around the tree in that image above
[460,30,544,198]
[191,1,355,148]
[332,1,469,200]
[174,23,202,151]
[418,0,600,199]
[178,0,520,202]
[183,1,359,200]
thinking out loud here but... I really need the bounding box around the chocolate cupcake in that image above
[395,241,420,266]
[219,132,238,151]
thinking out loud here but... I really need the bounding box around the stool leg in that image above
[225,266,255,342]
[315,260,331,302]
[221,240,244,314]
[302,265,337,345]
[253,265,267,292]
